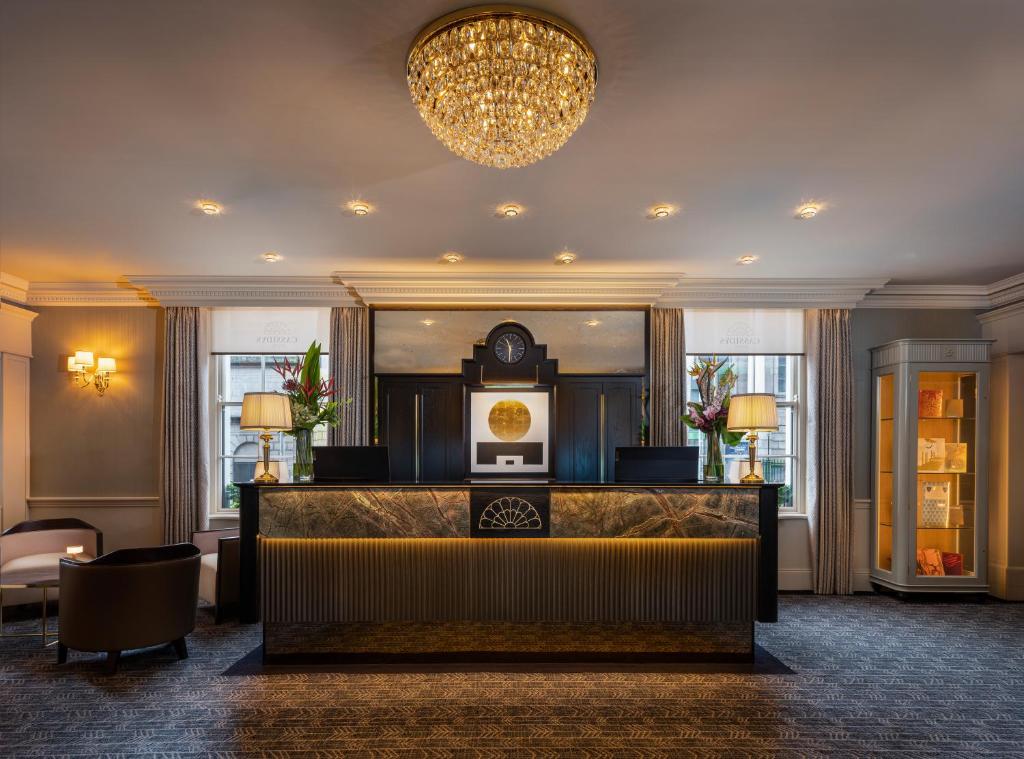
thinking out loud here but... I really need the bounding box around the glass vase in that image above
[703,430,725,483]
[293,428,314,482]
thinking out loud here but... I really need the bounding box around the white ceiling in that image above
[1,0,1022,285]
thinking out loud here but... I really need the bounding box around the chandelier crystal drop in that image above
[407,6,598,169]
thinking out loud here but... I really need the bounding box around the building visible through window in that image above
[214,354,329,512]
[685,355,803,509]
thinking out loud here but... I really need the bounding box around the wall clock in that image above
[493,331,526,364]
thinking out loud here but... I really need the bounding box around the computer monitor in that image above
[312,446,390,483]
[614,446,699,483]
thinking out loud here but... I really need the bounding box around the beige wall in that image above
[27,306,163,550]
[982,306,1024,600]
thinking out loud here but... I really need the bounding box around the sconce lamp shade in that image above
[96,357,117,373]
[73,351,95,368]
[727,393,779,432]
[240,392,292,431]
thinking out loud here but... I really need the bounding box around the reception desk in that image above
[238,483,778,662]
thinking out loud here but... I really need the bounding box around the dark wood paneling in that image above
[556,381,601,482]
[378,376,463,483]
[420,381,464,482]
[604,381,640,482]
[380,380,417,482]
[556,376,643,483]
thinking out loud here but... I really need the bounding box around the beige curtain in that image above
[161,306,209,544]
[329,306,370,445]
[807,308,855,594]
[650,308,686,446]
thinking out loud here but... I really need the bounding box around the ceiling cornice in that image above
[859,284,992,309]
[333,271,683,305]
[657,277,889,308]
[0,272,29,304]
[16,271,1023,311]
[26,281,156,307]
[862,272,1024,311]
[977,299,1024,325]
[988,272,1024,308]
[126,276,360,307]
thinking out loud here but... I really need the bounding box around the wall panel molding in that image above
[27,496,160,508]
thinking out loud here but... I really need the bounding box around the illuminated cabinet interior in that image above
[870,339,992,594]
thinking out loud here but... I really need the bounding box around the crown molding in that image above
[333,271,683,305]
[657,278,889,308]
[26,281,156,307]
[860,284,991,309]
[988,272,1024,309]
[977,299,1024,325]
[862,272,1024,310]
[0,272,29,304]
[126,276,361,307]
[0,301,39,323]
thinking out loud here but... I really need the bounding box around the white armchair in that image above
[191,527,239,623]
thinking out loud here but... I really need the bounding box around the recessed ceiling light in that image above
[441,251,464,264]
[555,250,577,265]
[584,319,601,327]
[420,318,436,327]
[649,204,675,219]
[737,254,759,265]
[197,199,222,216]
[498,203,523,218]
[794,201,825,220]
[347,200,372,216]
[262,252,283,263]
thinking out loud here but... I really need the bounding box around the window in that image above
[685,355,804,509]
[212,354,330,513]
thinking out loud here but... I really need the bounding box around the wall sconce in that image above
[67,351,117,395]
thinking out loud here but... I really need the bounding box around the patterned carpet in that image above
[1,594,1023,757]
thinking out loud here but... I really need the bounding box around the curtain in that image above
[329,306,370,446]
[650,308,686,446]
[162,307,209,544]
[807,308,855,594]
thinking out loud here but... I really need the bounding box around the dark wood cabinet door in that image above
[380,381,418,482]
[378,376,464,483]
[604,381,640,482]
[419,381,464,482]
[556,380,602,482]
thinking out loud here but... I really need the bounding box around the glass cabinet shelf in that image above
[870,339,990,594]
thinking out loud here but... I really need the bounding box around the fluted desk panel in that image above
[238,483,778,661]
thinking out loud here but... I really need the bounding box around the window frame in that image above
[684,354,806,512]
[207,352,329,517]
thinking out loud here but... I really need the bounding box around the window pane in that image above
[223,355,265,401]
[214,351,331,511]
[685,354,801,509]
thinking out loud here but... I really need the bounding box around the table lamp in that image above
[240,392,293,483]
[727,393,779,484]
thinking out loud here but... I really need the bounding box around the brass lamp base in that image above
[254,432,280,484]
[740,432,765,484]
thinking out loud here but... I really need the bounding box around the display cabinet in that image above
[870,339,992,594]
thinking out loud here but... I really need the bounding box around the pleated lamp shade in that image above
[240,392,293,431]
[727,393,779,432]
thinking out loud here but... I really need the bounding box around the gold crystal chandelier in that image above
[407,5,597,169]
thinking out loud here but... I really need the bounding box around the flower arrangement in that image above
[682,356,744,482]
[272,341,348,481]
[272,341,343,431]
[681,356,744,444]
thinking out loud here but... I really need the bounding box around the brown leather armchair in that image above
[192,527,240,623]
[57,543,201,673]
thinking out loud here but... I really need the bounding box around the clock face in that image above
[494,332,526,364]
